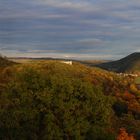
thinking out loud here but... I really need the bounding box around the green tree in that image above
[0,63,115,139]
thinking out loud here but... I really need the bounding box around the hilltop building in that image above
[60,61,72,65]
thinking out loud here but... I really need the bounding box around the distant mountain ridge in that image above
[96,52,140,73]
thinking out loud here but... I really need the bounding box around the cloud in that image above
[37,0,94,11]
[1,49,117,60]
[0,0,140,59]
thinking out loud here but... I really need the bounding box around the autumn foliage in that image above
[117,128,135,140]
[0,59,140,139]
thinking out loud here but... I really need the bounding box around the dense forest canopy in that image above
[0,59,140,139]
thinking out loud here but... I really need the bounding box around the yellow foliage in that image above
[130,84,138,93]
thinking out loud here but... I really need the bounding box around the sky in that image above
[0,0,140,60]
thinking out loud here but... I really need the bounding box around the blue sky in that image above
[0,0,140,60]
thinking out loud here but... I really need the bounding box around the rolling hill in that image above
[96,52,140,73]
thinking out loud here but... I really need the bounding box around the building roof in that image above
[135,77,140,84]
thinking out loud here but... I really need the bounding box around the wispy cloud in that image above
[0,0,140,59]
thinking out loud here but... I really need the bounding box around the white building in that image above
[60,61,72,65]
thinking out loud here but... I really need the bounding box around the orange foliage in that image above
[122,92,135,101]
[117,128,135,140]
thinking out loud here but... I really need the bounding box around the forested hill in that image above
[0,60,140,139]
[0,55,16,67]
[96,52,140,73]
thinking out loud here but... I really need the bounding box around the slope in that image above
[97,52,140,73]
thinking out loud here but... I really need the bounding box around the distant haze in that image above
[0,0,140,60]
